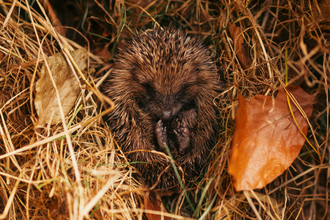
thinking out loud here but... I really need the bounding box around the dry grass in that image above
[0,0,329,219]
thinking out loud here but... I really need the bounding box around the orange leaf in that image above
[144,192,170,220]
[228,24,252,69]
[228,86,314,191]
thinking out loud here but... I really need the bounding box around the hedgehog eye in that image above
[137,98,146,109]
[176,84,189,97]
[142,82,154,94]
[182,99,196,111]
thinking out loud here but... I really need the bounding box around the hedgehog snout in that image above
[162,110,172,120]
[159,102,182,121]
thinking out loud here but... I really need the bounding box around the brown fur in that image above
[102,27,221,190]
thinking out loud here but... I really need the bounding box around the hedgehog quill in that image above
[102,27,221,191]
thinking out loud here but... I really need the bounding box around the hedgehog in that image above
[102,27,221,191]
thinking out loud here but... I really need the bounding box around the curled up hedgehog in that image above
[102,27,222,192]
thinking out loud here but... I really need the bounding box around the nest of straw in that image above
[0,0,329,219]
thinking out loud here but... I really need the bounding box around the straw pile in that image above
[0,0,329,219]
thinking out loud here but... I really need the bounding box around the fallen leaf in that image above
[228,86,314,191]
[228,24,252,69]
[46,196,70,220]
[93,44,110,62]
[144,192,170,220]
[35,49,87,127]
[43,0,66,36]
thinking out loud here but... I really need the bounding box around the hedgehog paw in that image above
[156,120,168,150]
[174,119,190,155]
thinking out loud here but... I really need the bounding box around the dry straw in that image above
[0,0,329,219]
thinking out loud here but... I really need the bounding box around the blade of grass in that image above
[81,0,111,40]
[163,143,195,212]
[198,195,217,220]
[193,177,213,218]
[110,3,127,58]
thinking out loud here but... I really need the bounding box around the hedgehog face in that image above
[128,65,203,155]
[126,48,205,122]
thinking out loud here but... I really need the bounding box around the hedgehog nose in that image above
[162,110,171,120]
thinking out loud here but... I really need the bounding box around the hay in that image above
[0,0,329,219]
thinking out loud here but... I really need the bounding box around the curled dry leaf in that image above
[228,24,252,69]
[228,86,314,191]
[35,49,87,127]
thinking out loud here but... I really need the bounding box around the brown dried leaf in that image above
[42,0,66,36]
[93,44,110,62]
[228,24,252,69]
[144,192,170,220]
[228,86,314,191]
[35,49,87,127]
